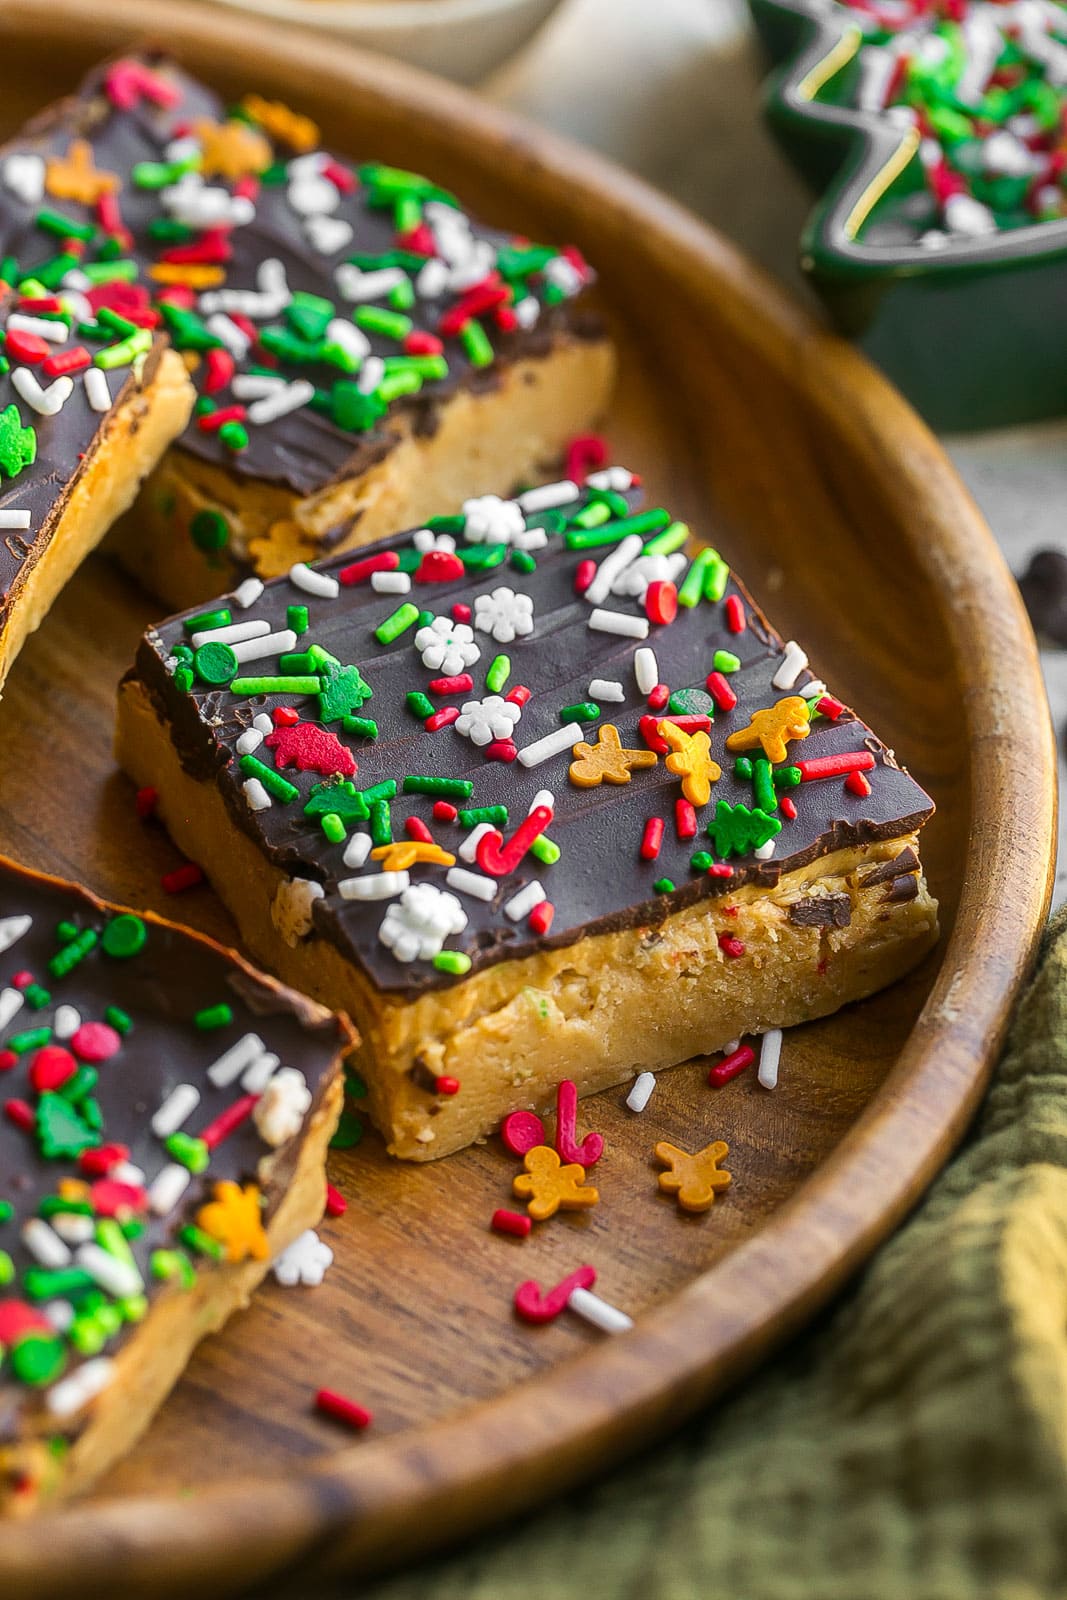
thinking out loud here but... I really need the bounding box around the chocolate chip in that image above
[788,893,851,928]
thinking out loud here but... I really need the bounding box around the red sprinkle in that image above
[724,594,746,633]
[647,684,670,712]
[438,275,510,335]
[405,816,433,844]
[435,1076,461,1096]
[29,1046,76,1093]
[78,1143,128,1176]
[17,297,61,314]
[718,934,746,959]
[780,796,797,821]
[322,159,356,194]
[10,972,31,989]
[705,671,737,712]
[197,404,246,432]
[427,674,473,696]
[338,550,400,586]
[640,817,664,861]
[639,713,710,754]
[564,433,608,484]
[42,346,91,378]
[272,705,300,727]
[528,900,555,936]
[4,330,49,364]
[135,786,158,820]
[325,1183,348,1218]
[395,222,436,257]
[645,581,678,626]
[199,1093,258,1151]
[709,1044,755,1087]
[707,863,734,879]
[495,305,519,333]
[492,1208,532,1239]
[71,1023,121,1063]
[315,1388,372,1431]
[4,1099,33,1131]
[574,558,596,595]
[90,1179,147,1218]
[846,770,872,797]
[203,347,235,395]
[416,549,465,584]
[451,602,472,624]
[817,695,845,720]
[485,739,518,763]
[795,751,875,782]
[433,801,458,823]
[505,685,532,707]
[161,863,204,894]
[675,799,697,840]
[0,1051,17,1073]
[404,330,444,357]
[426,707,461,732]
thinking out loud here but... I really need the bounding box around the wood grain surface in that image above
[0,5,1055,1595]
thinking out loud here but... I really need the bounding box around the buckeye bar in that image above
[0,857,351,1514]
[117,470,938,1160]
[0,54,613,612]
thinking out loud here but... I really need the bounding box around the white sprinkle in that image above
[412,529,434,552]
[236,728,264,756]
[415,257,450,298]
[459,821,494,862]
[588,608,649,641]
[83,366,111,412]
[243,778,272,811]
[247,378,315,427]
[513,526,549,553]
[504,880,545,922]
[289,562,339,599]
[232,374,285,401]
[335,264,407,302]
[801,681,827,702]
[287,152,329,180]
[230,628,297,664]
[191,619,271,649]
[7,313,67,342]
[208,1031,267,1088]
[12,367,73,416]
[324,318,370,364]
[634,647,658,695]
[22,1219,71,1268]
[446,866,497,903]
[722,1039,741,1055]
[371,570,411,594]
[53,1004,80,1039]
[518,725,585,769]
[517,480,580,514]
[584,534,644,606]
[50,1212,94,1245]
[148,1163,191,1216]
[241,1051,280,1094]
[588,678,625,704]
[586,467,635,492]
[3,152,45,205]
[205,313,250,359]
[626,1071,656,1113]
[252,713,274,735]
[338,871,410,901]
[43,1300,75,1332]
[342,832,372,869]
[0,986,24,1030]
[530,789,555,813]
[232,576,265,609]
[0,509,31,530]
[772,641,809,691]
[357,356,384,395]
[305,214,353,255]
[567,1286,634,1334]
[47,1357,115,1418]
[514,295,540,329]
[151,1083,201,1139]
[111,1161,145,1186]
[754,839,777,860]
[758,1029,783,1090]
[0,914,31,955]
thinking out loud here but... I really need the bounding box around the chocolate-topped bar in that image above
[0,55,613,610]
[0,856,351,1514]
[0,287,192,692]
[117,470,938,1159]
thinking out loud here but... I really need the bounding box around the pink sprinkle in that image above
[718,934,745,959]
[71,1023,121,1063]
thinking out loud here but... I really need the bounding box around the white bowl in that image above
[196,0,567,84]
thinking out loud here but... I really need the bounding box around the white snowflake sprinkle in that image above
[253,1068,312,1148]
[462,494,525,546]
[379,883,468,963]
[474,586,534,644]
[272,1229,334,1288]
[455,695,522,747]
[415,615,481,675]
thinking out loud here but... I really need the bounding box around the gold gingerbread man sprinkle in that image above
[371,842,456,872]
[241,94,320,154]
[660,720,722,807]
[569,724,659,788]
[513,1145,600,1221]
[46,140,118,204]
[724,696,811,764]
[196,1181,270,1263]
[195,118,273,180]
[654,1140,732,1214]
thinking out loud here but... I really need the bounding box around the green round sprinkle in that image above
[433,950,472,975]
[690,851,714,872]
[330,1108,364,1149]
[287,604,309,636]
[194,1004,233,1032]
[375,601,420,645]
[654,878,676,894]
[219,422,249,451]
[667,688,714,718]
[102,914,147,960]
[194,641,238,686]
[485,655,510,694]
[560,702,599,724]
[404,775,475,800]
[713,650,741,673]
[406,691,435,719]
[11,1331,66,1387]
[190,509,229,552]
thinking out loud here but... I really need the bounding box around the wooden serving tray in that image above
[0,5,1055,1594]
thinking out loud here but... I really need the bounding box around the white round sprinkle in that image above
[52,1004,80,1039]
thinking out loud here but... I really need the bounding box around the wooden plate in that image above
[0,5,1055,1594]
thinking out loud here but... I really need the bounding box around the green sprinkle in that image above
[362,780,398,804]
[219,421,249,451]
[287,604,309,636]
[485,655,510,694]
[344,715,379,740]
[459,318,494,368]
[458,805,508,828]
[286,291,335,342]
[37,207,96,241]
[433,950,472,975]
[194,1004,233,1032]
[194,641,238,686]
[406,690,435,719]
[510,549,537,574]
[678,549,716,608]
[560,701,599,724]
[179,1225,223,1260]
[457,544,506,569]
[185,607,232,634]
[568,500,612,532]
[404,776,474,799]
[238,755,299,803]
[668,688,714,717]
[330,380,387,432]
[4,1024,50,1055]
[702,552,730,602]
[0,1252,13,1287]
[151,1249,196,1289]
[375,601,420,645]
[654,877,676,893]
[189,509,230,552]
[95,331,153,369]
[733,756,753,781]
[0,1200,13,1224]
[330,1108,364,1150]
[321,813,346,845]
[378,369,423,403]
[353,304,413,340]
[49,928,97,979]
[690,851,714,872]
[101,913,147,961]
[753,758,777,814]
[23,983,50,1011]
[566,508,670,551]
[529,835,561,866]
[97,307,138,338]
[10,1331,65,1387]
[642,522,689,557]
[383,353,447,380]
[713,650,741,673]
[56,921,79,944]
[165,1132,210,1174]
[174,666,195,694]
[230,675,321,695]
[368,798,392,846]
[775,766,802,789]
[707,800,782,859]
[105,1005,132,1034]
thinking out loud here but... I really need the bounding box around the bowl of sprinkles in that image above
[750,0,1067,428]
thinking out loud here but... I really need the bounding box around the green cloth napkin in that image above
[286,907,1067,1600]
